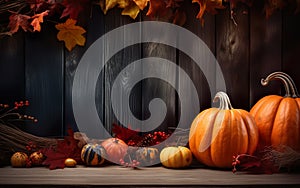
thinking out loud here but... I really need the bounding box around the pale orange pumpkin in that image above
[189,91,259,168]
[101,138,128,164]
[250,72,300,152]
[160,146,192,168]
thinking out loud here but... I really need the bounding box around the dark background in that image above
[0,1,299,138]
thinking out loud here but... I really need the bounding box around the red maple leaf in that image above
[112,123,142,144]
[232,154,278,174]
[8,12,32,35]
[60,0,88,19]
[26,0,48,12]
[42,128,82,170]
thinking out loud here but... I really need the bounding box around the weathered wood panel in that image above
[0,33,25,104]
[178,1,215,113]
[216,5,250,110]
[24,24,64,137]
[64,3,103,135]
[104,9,142,136]
[249,0,282,108]
[282,11,300,90]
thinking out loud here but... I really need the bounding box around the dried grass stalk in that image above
[263,145,300,170]
[0,123,57,155]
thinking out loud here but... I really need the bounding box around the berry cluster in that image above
[119,148,141,168]
[119,158,140,168]
[14,100,30,109]
[25,141,37,152]
[140,131,170,146]
[0,100,38,123]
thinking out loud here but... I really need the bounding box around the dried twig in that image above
[263,145,300,170]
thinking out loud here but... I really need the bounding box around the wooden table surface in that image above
[0,165,300,187]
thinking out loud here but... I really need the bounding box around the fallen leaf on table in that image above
[42,128,82,170]
[232,153,278,174]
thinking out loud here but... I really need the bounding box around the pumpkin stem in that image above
[213,91,233,110]
[261,72,299,98]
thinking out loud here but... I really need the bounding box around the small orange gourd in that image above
[189,91,259,168]
[101,138,128,164]
[250,72,300,152]
[10,152,29,167]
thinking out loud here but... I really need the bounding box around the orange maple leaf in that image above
[193,0,225,25]
[55,19,86,51]
[31,10,49,32]
[146,0,169,17]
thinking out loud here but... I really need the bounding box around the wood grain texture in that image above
[0,32,25,103]
[24,23,64,137]
[282,11,300,91]
[139,11,178,132]
[103,9,142,135]
[64,4,105,136]
[249,1,282,108]
[0,166,299,186]
[216,5,250,110]
[178,1,215,114]
[141,42,177,132]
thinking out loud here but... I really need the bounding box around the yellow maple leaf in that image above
[133,0,149,10]
[121,1,140,19]
[104,0,129,13]
[55,19,86,51]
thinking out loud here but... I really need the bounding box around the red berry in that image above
[25,101,29,106]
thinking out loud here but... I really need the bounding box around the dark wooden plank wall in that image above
[0,1,300,138]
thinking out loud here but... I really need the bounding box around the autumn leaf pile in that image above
[0,0,300,51]
[42,128,82,170]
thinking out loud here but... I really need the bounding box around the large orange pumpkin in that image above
[250,72,300,152]
[189,91,259,168]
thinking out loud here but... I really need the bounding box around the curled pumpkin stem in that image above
[261,72,299,98]
[213,91,233,110]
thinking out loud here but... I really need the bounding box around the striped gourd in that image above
[81,143,106,166]
[135,147,159,166]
